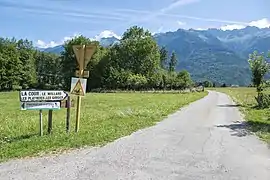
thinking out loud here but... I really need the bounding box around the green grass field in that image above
[0,91,207,162]
[213,87,270,143]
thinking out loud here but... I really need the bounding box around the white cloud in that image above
[93,30,121,41]
[249,18,270,28]
[36,33,81,48]
[36,40,59,48]
[177,21,186,26]
[220,18,270,30]
[220,24,245,31]
[153,27,173,34]
[195,28,207,30]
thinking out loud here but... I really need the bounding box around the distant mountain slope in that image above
[41,26,270,85]
[155,28,252,85]
[206,26,270,56]
[42,45,64,54]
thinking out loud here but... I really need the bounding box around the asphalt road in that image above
[0,91,269,180]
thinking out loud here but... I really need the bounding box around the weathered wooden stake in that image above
[66,96,71,133]
[75,96,81,133]
[39,110,43,136]
[48,110,53,134]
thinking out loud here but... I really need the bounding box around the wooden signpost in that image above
[20,90,68,136]
[72,44,96,133]
[19,44,96,136]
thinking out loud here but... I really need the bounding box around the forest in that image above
[0,26,194,92]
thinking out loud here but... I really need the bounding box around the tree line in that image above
[0,26,194,92]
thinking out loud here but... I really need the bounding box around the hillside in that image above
[43,26,270,85]
[155,26,270,85]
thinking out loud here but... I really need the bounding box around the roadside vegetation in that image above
[0,91,207,162]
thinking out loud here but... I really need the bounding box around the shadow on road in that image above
[216,121,251,137]
[217,120,270,137]
[217,104,242,108]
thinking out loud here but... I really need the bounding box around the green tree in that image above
[127,73,147,90]
[122,26,152,41]
[248,51,270,93]
[169,51,177,72]
[203,80,213,88]
[159,46,168,69]
[60,35,99,90]
[102,26,161,90]
[86,46,108,91]
[0,38,38,90]
[17,39,37,89]
[35,51,61,89]
[177,70,192,89]
[119,26,160,76]
[0,38,22,90]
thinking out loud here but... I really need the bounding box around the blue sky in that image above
[1,0,269,48]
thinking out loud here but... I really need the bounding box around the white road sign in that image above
[20,102,61,110]
[70,77,87,96]
[20,90,68,102]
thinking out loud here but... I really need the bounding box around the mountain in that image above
[99,37,120,47]
[41,45,64,54]
[41,26,270,85]
[206,26,270,57]
[154,26,270,85]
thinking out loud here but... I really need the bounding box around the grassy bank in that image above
[214,87,270,143]
[0,91,207,162]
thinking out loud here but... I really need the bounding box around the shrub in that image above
[255,92,270,108]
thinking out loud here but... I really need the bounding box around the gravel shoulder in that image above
[0,91,269,180]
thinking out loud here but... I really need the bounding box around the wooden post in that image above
[39,110,43,136]
[48,110,53,134]
[75,96,81,133]
[75,47,84,133]
[66,96,71,133]
[72,45,96,133]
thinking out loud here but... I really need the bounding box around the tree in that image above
[0,38,35,90]
[248,51,270,93]
[102,26,161,90]
[122,26,152,41]
[177,70,192,89]
[203,80,213,88]
[60,35,99,90]
[127,73,147,90]
[159,46,168,69]
[169,51,177,72]
[17,39,37,89]
[35,51,62,89]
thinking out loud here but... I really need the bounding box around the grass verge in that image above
[213,87,270,143]
[0,91,207,162]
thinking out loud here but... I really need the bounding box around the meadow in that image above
[214,87,270,143]
[0,91,207,162]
